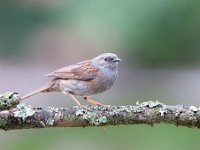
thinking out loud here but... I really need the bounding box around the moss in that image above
[0,92,20,110]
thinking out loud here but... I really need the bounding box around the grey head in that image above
[91,53,121,70]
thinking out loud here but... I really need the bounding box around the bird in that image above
[20,53,121,109]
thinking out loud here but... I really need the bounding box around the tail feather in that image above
[20,82,54,100]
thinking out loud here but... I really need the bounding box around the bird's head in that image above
[91,53,121,69]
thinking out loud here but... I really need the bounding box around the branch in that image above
[0,92,20,110]
[0,92,200,130]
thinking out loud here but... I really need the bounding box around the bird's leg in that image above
[68,93,91,111]
[83,97,103,106]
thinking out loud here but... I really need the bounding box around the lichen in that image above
[137,101,163,108]
[196,110,200,116]
[39,121,46,127]
[159,108,166,117]
[75,107,108,125]
[46,118,54,126]
[0,92,20,110]
[105,106,119,115]
[118,106,132,113]
[0,118,7,127]
[44,107,62,126]
[83,112,107,125]
[190,106,198,112]
[13,103,35,121]
[133,106,143,113]
[75,109,85,116]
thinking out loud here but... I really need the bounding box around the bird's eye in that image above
[104,58,108,61]
[104,57,112,62]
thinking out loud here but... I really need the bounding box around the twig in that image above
[0,93,200,130]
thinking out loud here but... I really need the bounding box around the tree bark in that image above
[0,92,200,130]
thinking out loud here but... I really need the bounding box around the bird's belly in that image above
[57,77,116,96]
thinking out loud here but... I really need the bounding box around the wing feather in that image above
[45,61,98,81]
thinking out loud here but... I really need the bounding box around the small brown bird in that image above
[21,53,121,109]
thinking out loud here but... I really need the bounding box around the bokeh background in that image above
[1,0,200,149]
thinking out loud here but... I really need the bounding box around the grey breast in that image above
[92,66,118,94]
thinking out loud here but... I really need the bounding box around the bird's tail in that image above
[20,81,54,101]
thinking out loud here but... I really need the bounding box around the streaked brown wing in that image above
[45,61,98,81]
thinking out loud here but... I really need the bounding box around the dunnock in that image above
[21,53,121,109]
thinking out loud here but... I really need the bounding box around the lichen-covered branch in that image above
[0,92,20,110]
[0,97,200,130]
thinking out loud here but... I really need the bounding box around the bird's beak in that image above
[113,58,122,62]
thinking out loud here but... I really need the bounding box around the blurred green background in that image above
[1,0,200,150]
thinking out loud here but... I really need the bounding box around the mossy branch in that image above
[0,92,200,130]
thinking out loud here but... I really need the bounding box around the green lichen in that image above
[45,107,68,126]
[137,101,163,108]
[118,106,132,113]
[46,118,54,126]
[196,110,200,116]
[159,108,166,117]
[75,109,85,116]
[75,107,108,125]
[83,112,107,125]
[0,117,7,127]
[0,92,20,110]
[133,106,143,113]
[39,121,46,127]
[99,105,112,111]
[189,106,198,112]
[175,106,185,117]
[102,105,118,115]
[13,103,35,121]
[175,110,181,117]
